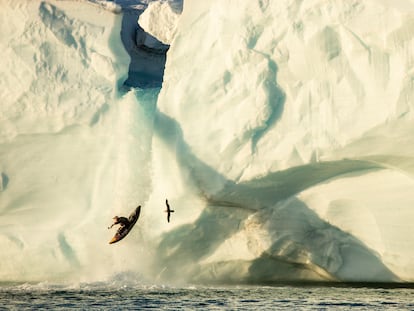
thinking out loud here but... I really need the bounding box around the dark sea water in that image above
[1,282,414,310]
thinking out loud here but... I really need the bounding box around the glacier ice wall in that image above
[153,0,414,283]
[0,0,158,283]
[1,0,414,285]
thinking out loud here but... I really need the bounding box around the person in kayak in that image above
[108,215,130,229]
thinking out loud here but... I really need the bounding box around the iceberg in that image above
[1,0,414,285]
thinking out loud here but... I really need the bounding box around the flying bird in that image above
[165,199,174,223]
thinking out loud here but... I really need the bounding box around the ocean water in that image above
[1,283,413,310]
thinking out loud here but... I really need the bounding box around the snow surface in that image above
[138,1,180,45]
[1,0,414,284]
